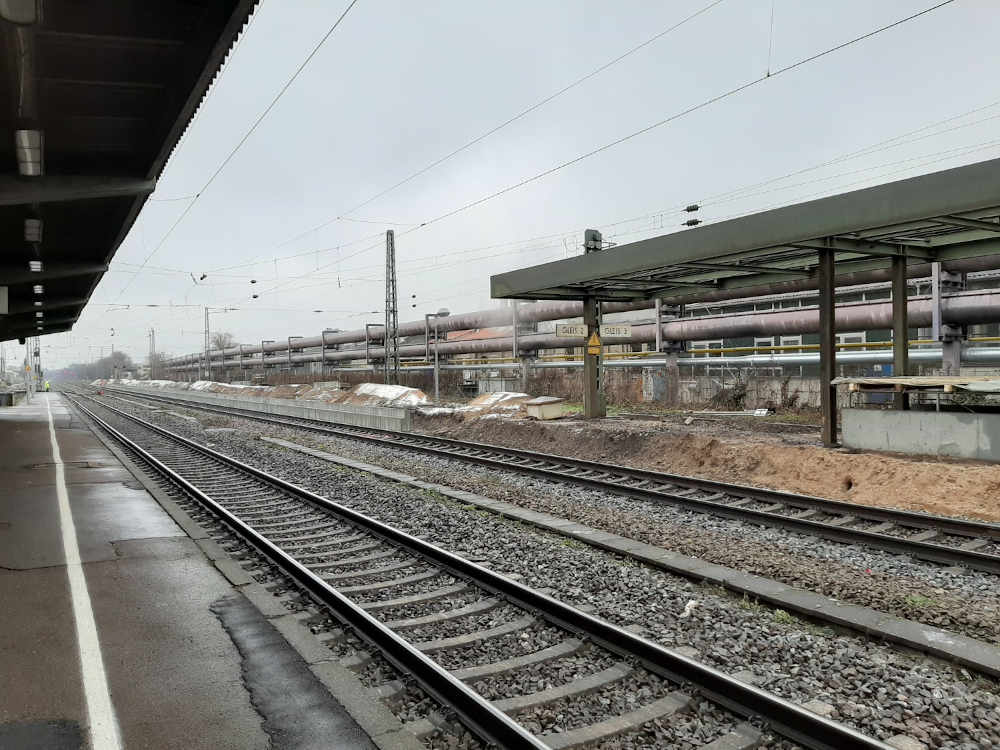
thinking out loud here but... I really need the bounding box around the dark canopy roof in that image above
[491,157,1000,302]
[0,0,256,342]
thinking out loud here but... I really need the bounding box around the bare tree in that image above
[210,331,236,351]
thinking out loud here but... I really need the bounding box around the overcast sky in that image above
[20,0,1000,370]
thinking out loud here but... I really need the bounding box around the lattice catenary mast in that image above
[384,230,400,384]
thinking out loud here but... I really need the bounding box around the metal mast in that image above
[204,307,210,381]
[384,229,400,384]
[148,327,156,380]
[31,337,41,388]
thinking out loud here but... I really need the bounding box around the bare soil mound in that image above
[420,418,1000,522]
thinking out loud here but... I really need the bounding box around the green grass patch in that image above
[904,594,939,608]
[772,609,796,625]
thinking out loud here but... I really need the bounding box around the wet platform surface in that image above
[0,394,372,749]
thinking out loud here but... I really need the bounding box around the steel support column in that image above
[891,255,909,409]
[654,298,663,354]
[512,301,519,360]
[583,297,605,418]
[818,245,837,447]
[433,316,441,402]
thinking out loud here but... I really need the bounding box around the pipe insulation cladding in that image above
[169,290,1000,371]
[166,255,1000,368]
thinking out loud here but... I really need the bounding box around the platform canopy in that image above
[490,157,1000,303]
[0,0,256,342]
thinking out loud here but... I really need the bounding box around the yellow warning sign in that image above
[586,332,601,355]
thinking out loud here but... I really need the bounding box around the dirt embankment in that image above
[418,417,1000,522]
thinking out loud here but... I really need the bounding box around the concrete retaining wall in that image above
[841,408,1000,461]
[122,386,412,432]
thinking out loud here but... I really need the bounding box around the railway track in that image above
[99,386,1000,575]
[69,392,892,750]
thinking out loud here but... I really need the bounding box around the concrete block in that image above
[271,613,334,665]
[842,408,1000,462]
[214,558,253,587]
[133,386,412,431]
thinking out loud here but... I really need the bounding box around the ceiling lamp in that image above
[29,260,42,272]
[14,130,43,177]
[35,311,43,318]
[24,218,42,243]
[33,301,42,307]
[33,284,43,294]
[0,1,37,23]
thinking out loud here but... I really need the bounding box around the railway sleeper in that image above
[361,583,472,613]
[313,550,409,574]
[289,540,385,562]
[383,596,502,631]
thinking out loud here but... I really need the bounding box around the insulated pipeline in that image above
[169,291,1000,370]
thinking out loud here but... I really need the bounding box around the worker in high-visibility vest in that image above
[44,380,50,392]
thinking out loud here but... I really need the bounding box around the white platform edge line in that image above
[47,395,123,749]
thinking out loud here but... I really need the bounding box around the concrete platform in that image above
[0,394,373,749]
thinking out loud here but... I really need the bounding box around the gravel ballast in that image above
[280,424,1000,644]
[95,397,1000,749]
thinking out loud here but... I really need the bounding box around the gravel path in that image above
[99,399,1000,749]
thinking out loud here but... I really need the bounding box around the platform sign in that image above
[599,324,632,338]
[555,324,587,338]
[586,332,602,355]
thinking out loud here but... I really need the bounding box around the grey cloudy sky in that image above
[27,0,1000,369]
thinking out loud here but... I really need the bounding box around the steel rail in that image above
[68,395,547,750]
[100,387,1000,574]
[75,392,891,750]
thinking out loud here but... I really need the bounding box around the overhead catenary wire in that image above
[276,0,729,248]
[113,0,361,301]
[135,6,981,291]
[102,0,971,344]
[170,96,1000,281]
[397,1,956,238]
[205,229,384,274]
[242,131,1000,302]
[193,0,976,302]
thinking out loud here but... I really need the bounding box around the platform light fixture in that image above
[35,311,43,318]
[29,260,42,272]
[14,130,43,176]
[34,301,42,307]
[33,284,43,294]
[24,218,42,243]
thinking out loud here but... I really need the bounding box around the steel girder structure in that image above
[0,1,257,343]
[490,158,1000,443]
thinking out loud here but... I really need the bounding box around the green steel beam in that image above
[491,157,1000,301]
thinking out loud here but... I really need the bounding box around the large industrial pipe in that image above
[656,254,1000,307]
[456,347,1000,368]
[169,290,1000,371]
[168,254,1000,367]
[168,299,651,365]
